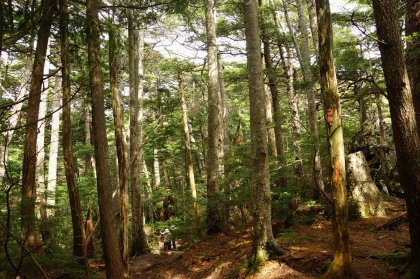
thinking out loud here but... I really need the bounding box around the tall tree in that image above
[373,0,420,275]
[315,0,355,277]
[178,68,199,223]
[204,0,223,234]
[405,0,420,135]
[243,0,279,263]
[295,0,325,197]
[21,0,55,250]
[128,9,148,255]
[108,16,129,277]
[86,0,124,276]
[59,0,86,265]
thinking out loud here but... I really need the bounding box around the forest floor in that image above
[125,195,409,279]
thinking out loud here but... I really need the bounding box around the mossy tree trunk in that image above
[315,0,356,277]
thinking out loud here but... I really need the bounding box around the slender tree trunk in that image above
[243,0,279,263]
[266,1,287,170]
[21,0,55,250]
[405,0,420,136]
[153,147,161,187]
[109,18,129,278]
[35,43,49,222]
[373,0,420,274]
[315,0,355,277]
[59,0,87,269]
[205,0,223,234]
[279,44,306,186]
[128,9,148,255]
[178,68,199,222]
[86,0,124,276]
[296,0,325,197]
[306,0,319,55]
[46,76,62,218]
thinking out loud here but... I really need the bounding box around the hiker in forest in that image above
[170,226,176,250]
[161,228,172,252]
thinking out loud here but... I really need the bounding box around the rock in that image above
[346,151,386,217]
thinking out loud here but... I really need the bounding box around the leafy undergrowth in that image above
[127,195,409,278]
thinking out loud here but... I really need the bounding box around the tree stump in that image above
[346,151,386,217]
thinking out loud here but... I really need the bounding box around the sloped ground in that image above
[128,196,409,278]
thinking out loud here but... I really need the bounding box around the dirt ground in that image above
[128,195,410,279]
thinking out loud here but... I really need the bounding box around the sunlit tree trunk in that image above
[21,0,55,250]
[59,0,87,268]
[178,68,199,222]
[205,0,223,234]
[153,147,161,187]
[86,0,124,276]
[109,16,129,277]
[46,76,62,218]
[35,43,49,222]
[373,0,420,273]
[315,0,355,277]
[405,0,420,136]
[128,9,148,255]
[244,0,279,263]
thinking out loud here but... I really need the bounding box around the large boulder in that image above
[346,151,386,217]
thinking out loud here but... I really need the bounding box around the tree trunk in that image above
[315,0,355,277]
[46,76,62,219]
[109,17,129,278]
[306,0,319,55]
[279,44,306,187]
[128,9,148,255]
[296,0,325,197]
[35,42,49,223]
[205,0,223,234]
[373,0,420,273]
[21,0,55,250]
[178,68,199,223]
[59,0,87,268]
[405,0,420,136]
[86,0,124,276]
[243,0,279,263]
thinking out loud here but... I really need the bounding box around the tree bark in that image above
[128,9,148,255]
[205,0,223,234]
[243,0,278,263]
[21,0,55,250]
[86,0,124,276]
[373,0,420,273]
[109,17,129,278]
[405,0,420,136]
[59,0,87,267]
[296,0,325,197]
[178,68,199,223]
[315,0,356,277]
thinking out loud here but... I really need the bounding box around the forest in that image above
[1,0,420,278]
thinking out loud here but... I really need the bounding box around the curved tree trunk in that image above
[315,0,355,277]
[373,0,420,273]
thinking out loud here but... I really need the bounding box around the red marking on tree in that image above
[326,108,334,126]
